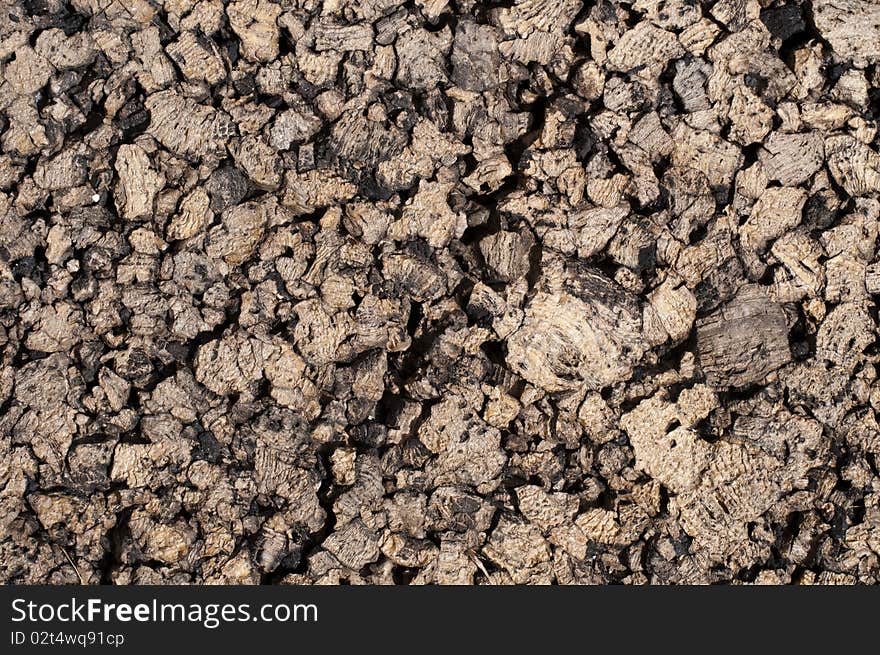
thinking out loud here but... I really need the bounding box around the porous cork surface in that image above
[1,0,880,585]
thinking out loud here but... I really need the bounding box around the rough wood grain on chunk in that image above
[825,135,880,196]
[227,0,281,63]
[813,0,880,65]
[114,144,165,220]
[607,23,684,75]
[759,132,824,186]
[166,32,225,85]
[482,516,553,584]
[145,91,234,160]
[507,266,647,392]
[697,286,791,388]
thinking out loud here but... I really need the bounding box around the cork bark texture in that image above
[1,0,880,585]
